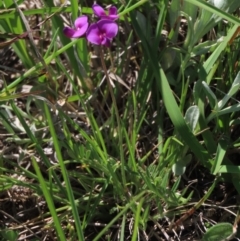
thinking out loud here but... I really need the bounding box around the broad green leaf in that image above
[136,11,147,37]
[182,0,198,23]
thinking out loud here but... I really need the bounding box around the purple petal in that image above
[86,23,102,45]
[63,23,88,38]
[63,27,76,38]
[74,15,88,29]
[97,20,118,39]
[101,38,108,46]
[63,16,89,38]
[92,4,106,18]
[109,6,117,16]
[102,14,118,21]
[103,38,111,47]
[71,22,89,38]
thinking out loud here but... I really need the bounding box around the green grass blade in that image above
[43,103,85,241]
[31,157,66,240]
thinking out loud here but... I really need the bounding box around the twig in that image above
[0,210,41,240]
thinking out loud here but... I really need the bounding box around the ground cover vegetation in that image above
[1,0,240,240]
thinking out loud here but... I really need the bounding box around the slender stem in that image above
[99,46,127,190]
[118,0,148,17]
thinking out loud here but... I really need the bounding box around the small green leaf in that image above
[218,71,240,109]
[0,229,18,241]
[201,81,218,109]
[184,105,200,132]
[202,222,233,241]
[191,39,221,57]
[211,140,227,175]
[160,48,176,70]
[172,154,192,176]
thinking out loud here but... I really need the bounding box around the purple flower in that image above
[86,19,118,47]
[92,4,118,21]
[63,16,89,38]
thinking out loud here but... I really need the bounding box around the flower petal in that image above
[97,20,118,39]
[86,23,102,45]
[74,15,88,29]
[109,6,118,16]
[71,23,89,38]
[103,38,111,47]
[63,16,89,38]
[63,27,76,38]
[63,24,88,38]
[92,4,106,18]
[104,15,118,21]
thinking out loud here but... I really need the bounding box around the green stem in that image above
[119,0,148,17]
[99,47,127,190]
